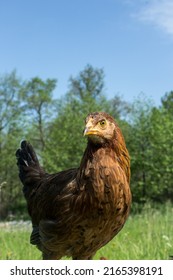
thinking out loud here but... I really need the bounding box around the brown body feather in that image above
[16,112,131,259]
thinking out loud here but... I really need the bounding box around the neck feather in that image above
[79,139,130,184]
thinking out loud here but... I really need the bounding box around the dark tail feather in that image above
[16,140,45,187]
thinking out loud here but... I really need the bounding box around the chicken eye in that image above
[99,119,106,128]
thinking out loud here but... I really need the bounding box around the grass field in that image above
[0,203,173,260]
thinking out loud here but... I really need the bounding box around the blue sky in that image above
[0,0,173,106]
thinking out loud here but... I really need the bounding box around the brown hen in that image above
[16,112,131,260]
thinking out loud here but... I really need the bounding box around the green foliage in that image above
[125,95,155,202]
[0,71,22,132]
[125,93,173,204]
[20,77,57,151]
[0,67,173,219]
[148,107,173,201]
[161,90,173,115]
[0,72,25,219]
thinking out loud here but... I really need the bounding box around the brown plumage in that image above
[16,112,131,260]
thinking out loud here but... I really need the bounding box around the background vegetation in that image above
[0,65,172,219]
[0,65,172,260]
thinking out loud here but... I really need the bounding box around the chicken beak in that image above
[83,127,91,136]
[83,127,98,136]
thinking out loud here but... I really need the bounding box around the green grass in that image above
[0,230,40,260]
[95,203,173,260]
[0,204,173,260]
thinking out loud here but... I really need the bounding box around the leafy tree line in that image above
[0,65,172,219]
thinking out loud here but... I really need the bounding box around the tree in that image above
[148,106,173,202]
[68,64,105,101]
[0,75,59,219]
[0,70,22,132]
[0,71,24,219]
[127,93,173,206]
[20,77,57,151]
[161,91,173,115]
[109,94,131,120]
[126,95,154,204]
